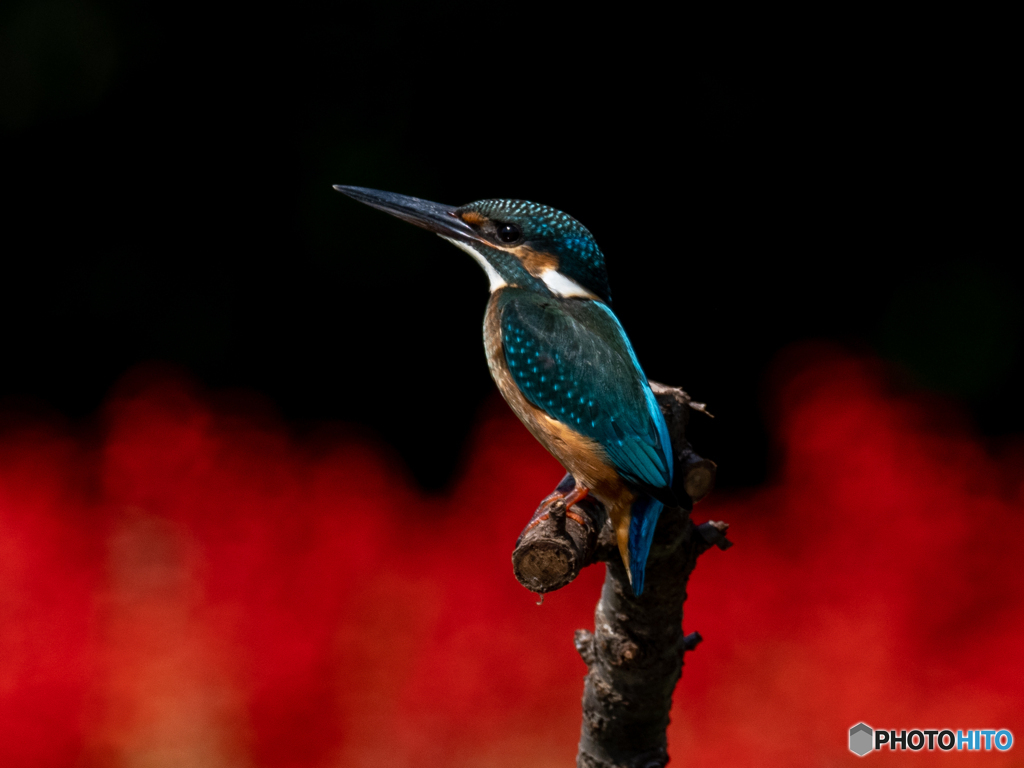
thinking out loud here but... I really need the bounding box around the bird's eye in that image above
[496,223,522,244]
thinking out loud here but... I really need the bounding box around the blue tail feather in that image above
[627,494,664,595]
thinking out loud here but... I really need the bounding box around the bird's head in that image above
[334,186,611,304]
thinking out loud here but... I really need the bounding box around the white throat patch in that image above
[440,236,507,292]
[540,269,599,299]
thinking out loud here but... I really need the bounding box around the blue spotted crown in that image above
[462,199,612,304]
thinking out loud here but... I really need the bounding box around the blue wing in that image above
[498,290,674,502]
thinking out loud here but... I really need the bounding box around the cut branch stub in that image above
[512,473,607,593]
[696,520,733,551]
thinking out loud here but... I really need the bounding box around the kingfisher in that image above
[333,186,677,595]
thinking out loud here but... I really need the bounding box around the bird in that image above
[333,185,677,595]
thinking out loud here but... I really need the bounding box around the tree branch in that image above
[510,383,729,767]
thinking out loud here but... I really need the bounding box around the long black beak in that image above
[333,185,478,241]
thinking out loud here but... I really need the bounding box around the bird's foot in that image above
[529,484,591,531]
[539,488,568,508]
[556,485,590,527]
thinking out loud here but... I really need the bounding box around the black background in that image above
[2,3,1017,490]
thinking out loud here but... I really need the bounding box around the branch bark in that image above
[511,383,730,768]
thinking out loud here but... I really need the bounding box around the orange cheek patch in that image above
[460,211,489,226]
[509,246,559,277]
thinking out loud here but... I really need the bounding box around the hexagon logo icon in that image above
[849,723,873,756]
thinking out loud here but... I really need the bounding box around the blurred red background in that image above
[2,344,1022,767]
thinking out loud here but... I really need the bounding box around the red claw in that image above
[561,485,590,527]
